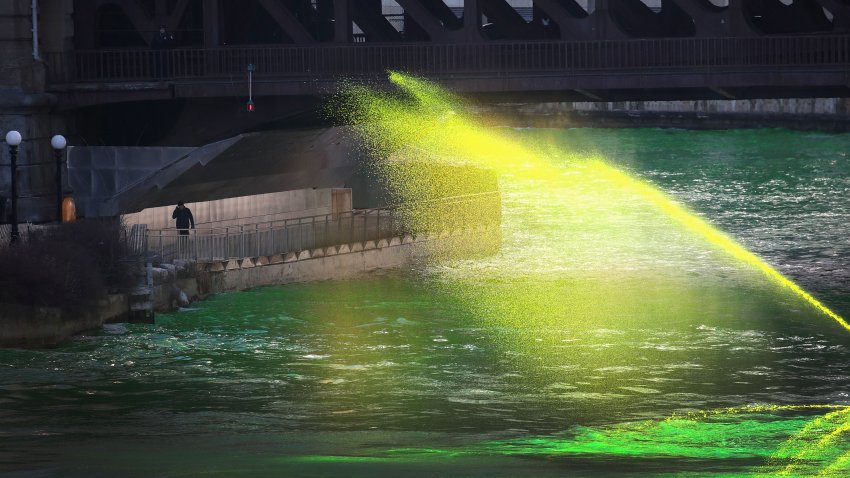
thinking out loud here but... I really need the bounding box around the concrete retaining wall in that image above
[123,188,333,230]
[152,226,501,310]
[566,98,848,115]
[153,235,422,310]
[0,225,500,348]
[506,98,848,116]
[477,98,850,131]
[214,239,417,293]
[0,294,129,348]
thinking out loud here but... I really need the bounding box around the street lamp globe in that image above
[51,134,67,150]
[5,130,21,146]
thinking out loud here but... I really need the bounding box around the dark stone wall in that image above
[0,1,75,224]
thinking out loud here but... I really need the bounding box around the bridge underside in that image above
[5,1,849,224]
[67,127,359,217]
[73,0,847,47]
[56,69,850,107]
[54,61,850,146]
[49,0,850,109]
[41,1,850,146]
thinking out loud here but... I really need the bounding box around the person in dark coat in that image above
[151,25,175,78]
[172,201,195,235]
[151,25,175,49]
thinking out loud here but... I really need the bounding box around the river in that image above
[2,128,849,477]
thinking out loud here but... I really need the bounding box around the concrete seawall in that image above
[212,239,417,293]
[153,228,500,311]
[478,98,850,131]
[0,226,499,348]
[152,238,418,310]
[0,239,422,347]
[0,295,129,348]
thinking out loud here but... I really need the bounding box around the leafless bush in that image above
[0,219,136,307]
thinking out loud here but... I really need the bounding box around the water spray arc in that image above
[330,71,850,476]
[337,71,846,332]
[586,161,850,332]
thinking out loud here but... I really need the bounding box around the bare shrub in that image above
[0,219,136,307]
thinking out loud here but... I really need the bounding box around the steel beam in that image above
[203,0,221,47]
[812,0,850,30]
[96,0,157,43]
[464,0,485,41]
[395,0,459,41]
[533,0,592,39]
[165,0,192,32]
[333,0,353,42]
[257,0,315,43]
[351,0,403,41]
[590,0,627,40]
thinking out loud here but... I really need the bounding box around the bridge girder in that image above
[74,0,844,50]
[48,1,850,146]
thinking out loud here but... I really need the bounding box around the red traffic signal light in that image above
[247,100,255,112]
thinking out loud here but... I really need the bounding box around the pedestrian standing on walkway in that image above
[172,201,194,235]
[151,24,175,78]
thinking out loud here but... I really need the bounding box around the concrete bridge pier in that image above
[0,0,74,224]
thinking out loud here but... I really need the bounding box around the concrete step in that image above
[130,301,153,311]
[129,287,151,297]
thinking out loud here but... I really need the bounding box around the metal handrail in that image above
[143,192,501,263]
[44,35,850,84]
[0,223,47,246]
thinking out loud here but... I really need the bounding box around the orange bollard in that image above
[61,196,76,223]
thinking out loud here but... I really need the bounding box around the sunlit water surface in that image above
[2,128,849,477]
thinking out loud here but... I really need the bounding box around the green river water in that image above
[2,128,850,477]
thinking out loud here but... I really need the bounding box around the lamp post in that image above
[5,130,21,244]
[247,63,254,112]
[51,135,66,223]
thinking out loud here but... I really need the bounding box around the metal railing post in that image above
[272,222,277,254]
[226,227,230,259]
[284,220,289,254]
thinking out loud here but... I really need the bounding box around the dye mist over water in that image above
[3,91,850,474]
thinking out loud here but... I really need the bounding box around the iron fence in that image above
[0,221,147,270]
[0,223,47,246]
[44,35,850,84]
[155,209,375,263]
[147,208,402,263]
[145,192,500,264]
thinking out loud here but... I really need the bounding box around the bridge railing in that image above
[0,223,48,246]
[45,35,850,84]
[146,208,399,264]
[143,191,500,263]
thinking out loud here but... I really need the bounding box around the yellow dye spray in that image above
[336,71,846,331]
[588,161,850,332]
[333,72,850,476]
